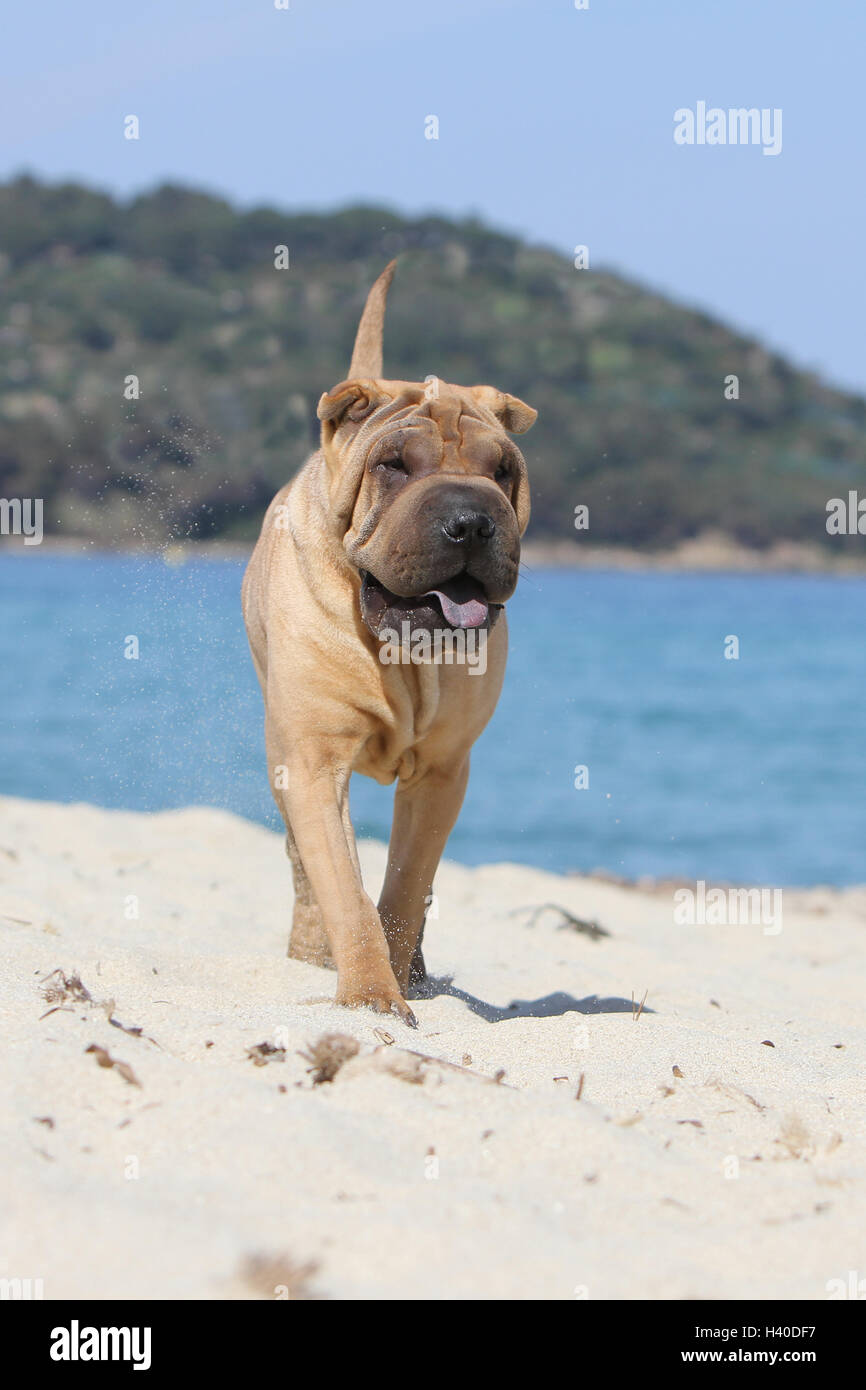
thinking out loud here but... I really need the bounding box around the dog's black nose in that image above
[442,510,496,544]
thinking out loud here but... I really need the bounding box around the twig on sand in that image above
[298,1033,360,1084]
[40,968,94,1009]
[85,1043,141,1087]
[510,903,610,940]
[247,1041,287,1067]
[39,968,159,1044]
[238,1252,321,1301]
[299,1032,515,1089]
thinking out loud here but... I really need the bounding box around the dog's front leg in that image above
[378,759,470,995]
[275,741,416,1026]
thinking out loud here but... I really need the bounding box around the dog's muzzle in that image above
[359,570,503,638]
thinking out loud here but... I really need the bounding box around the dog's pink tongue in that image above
[423,580,489,629]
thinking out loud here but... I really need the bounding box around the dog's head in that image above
[317,262,536,637]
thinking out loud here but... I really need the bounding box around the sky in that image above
[1,0,864,393]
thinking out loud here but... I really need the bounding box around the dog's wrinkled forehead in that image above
[319,377,535,437]
[369,385,507,469]
[317,373,535,533]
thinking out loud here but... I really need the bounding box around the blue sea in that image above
[1,553,864,886]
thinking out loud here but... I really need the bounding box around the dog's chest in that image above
[354,654,500,787]
[353,660,443,783]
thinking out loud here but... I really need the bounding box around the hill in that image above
[0,175,864,551]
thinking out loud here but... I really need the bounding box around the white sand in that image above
[1,795,864,1301]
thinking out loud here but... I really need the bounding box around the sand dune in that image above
[1,796,864,1300]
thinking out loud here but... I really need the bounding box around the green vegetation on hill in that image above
[0,175,864,550]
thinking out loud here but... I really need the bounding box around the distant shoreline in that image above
[4,529,865,574]
[521,532,866,574]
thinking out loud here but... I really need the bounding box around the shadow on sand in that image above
[412,975,655,1023]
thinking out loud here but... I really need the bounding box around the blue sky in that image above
[2,0,864,392]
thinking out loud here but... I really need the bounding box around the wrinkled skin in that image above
[242,277,535,1025]
[333,381,530,639]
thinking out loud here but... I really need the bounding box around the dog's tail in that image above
[348,260,397,379]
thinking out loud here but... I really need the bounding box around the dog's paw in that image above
[387,996,418,1028]
[336,977,417,1028]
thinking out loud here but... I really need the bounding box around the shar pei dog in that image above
[242,261,536,1024]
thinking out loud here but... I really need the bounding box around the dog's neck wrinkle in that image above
[402,659,442,742]
[291,456,364,617]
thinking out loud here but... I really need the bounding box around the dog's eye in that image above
[494,464,510,484]
[377,455,407,474]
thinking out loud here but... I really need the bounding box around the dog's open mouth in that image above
[360,570,502,636]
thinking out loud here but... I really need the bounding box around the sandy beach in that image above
[2,795,864,1301]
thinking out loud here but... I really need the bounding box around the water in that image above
[1,553,864,886]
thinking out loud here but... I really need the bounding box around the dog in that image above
[242,261,536,1024]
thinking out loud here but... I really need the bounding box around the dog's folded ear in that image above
[317,380,394,534]
[469,385,537,435]
[469,385,534,536]
[317,379,391,427]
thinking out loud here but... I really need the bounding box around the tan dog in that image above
[242,262,536,1024]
